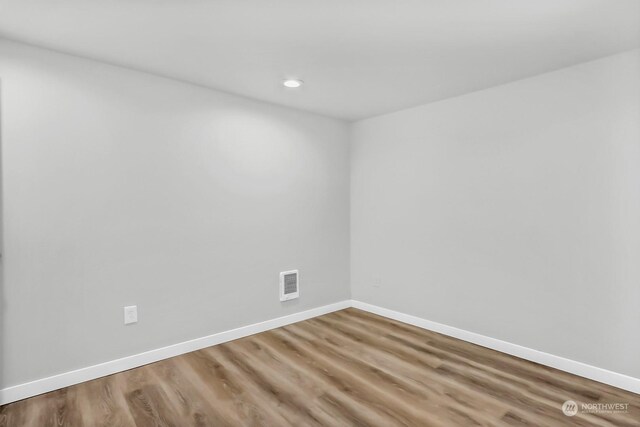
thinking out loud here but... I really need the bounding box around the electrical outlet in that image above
[124,305,138,325]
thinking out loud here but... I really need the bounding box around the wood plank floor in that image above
[1,308,639,426]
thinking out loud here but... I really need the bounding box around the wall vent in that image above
[279,270,299,301]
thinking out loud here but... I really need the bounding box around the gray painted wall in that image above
[1,38,638,391]
[0,40,350,388]
[351,50,640,378]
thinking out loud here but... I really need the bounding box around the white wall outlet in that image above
[124,305,138,325]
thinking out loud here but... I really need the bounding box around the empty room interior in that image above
[1,1,639,426]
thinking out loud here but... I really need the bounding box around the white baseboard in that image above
[351,300,640,395]
[0,300,351,405]
[3,299,638,405]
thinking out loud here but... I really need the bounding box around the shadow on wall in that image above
[0,79,5,392]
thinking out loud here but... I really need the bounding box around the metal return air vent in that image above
[279,270,299,301]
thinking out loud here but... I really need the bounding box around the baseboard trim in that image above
[351,300,640,395]
[0,300,351,405]
[3,299,638,405]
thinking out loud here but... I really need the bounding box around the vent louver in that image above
[279,270,299,301]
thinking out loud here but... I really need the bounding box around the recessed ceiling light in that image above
[283,79,303,88]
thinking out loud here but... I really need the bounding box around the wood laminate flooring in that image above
[1,308,639,426]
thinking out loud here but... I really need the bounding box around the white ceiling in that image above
[0,0,638,121]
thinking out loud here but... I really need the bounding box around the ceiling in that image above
[0,0,638,121]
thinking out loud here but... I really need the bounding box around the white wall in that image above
[0,40,350,388]
[2,36,639,393]
[351,50,640,378]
